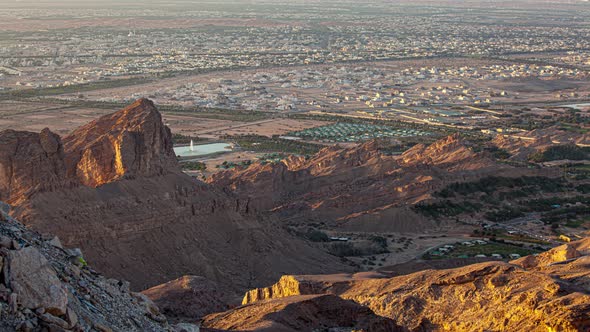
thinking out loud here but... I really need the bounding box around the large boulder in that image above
[8,246,68,315]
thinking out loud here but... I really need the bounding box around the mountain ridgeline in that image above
[1,99,589,331]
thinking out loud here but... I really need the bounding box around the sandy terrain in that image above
[162,113,240,138]
[0,102,117,135]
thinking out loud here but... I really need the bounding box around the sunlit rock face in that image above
[235,254,590,332]
[63,98,178,187]
[1,99,351,294]
[0,98,178,198]
[0,128,69,205]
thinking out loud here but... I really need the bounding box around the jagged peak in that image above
[66,99,160,140]
[61,99,177,187]
[399,133,487,169]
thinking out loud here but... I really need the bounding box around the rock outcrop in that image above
[0,98,177,203]
[232,239,590,332]
[0,203,171,331]
[3,99,350,296]
[0,128,69,205]
[400,133,491,170]
[512,240,586,269]
[62,98,178,187]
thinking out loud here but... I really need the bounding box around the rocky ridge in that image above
[207,237,590,332]
[208,134,513,232]
[1,99,350,296]
[202,294,402,332]
[0,128,71,206]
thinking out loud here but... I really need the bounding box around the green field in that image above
[425,241,540,260]
[288,122,431,142]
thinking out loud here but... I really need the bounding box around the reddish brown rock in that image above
[8,99,350,294]
[0,202,171,332]
[208,134,506,232]
[238,255,590,332]
[399,133,490,170]
[62,98,178,187]
[0,128,69,205]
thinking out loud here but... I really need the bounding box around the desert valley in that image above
[1,0,590,331]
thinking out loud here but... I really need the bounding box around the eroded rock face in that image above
[236,242,590,332]
[399,133,488,170]
[208,134,502,231]
[5,99,349,296]
[0,128,68,205]
[512,238,590,269]
[8,246,68,315]
[0,99,179,202]
[63,98,178,187]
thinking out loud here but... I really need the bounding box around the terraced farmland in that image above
[288,123,431,142]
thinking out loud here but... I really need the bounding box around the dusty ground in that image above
[162,113,240,138]
[0,101,326,140]
[325,223,477,271]
[182,151,263,178]
[0,101,117,135]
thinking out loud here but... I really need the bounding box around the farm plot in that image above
[288,122,431,142]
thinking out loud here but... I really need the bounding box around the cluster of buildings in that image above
[429,240,523,259]
[79,62,588,113]
[1,3,589,91]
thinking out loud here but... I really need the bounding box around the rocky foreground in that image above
[202,238,590,332]
[0,202,184,332]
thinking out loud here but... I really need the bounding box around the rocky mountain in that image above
[62,99,178,188]
[0,202,177,332]
[0,99,176,205]
[208,134,508,232]
[0,99,350,297]
[204,237,590,331]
